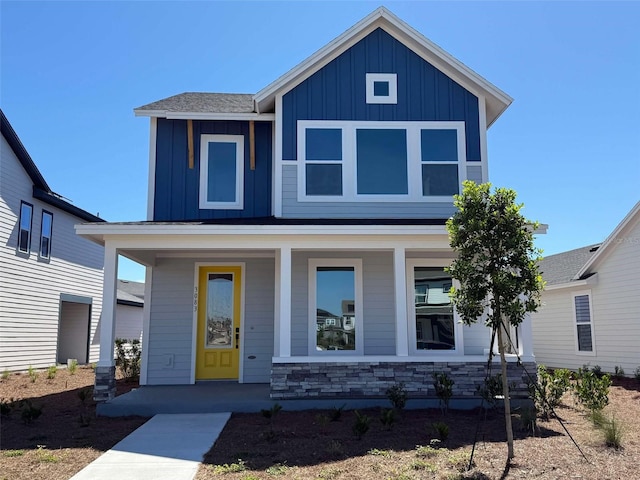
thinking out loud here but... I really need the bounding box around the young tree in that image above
[446,181,544,459]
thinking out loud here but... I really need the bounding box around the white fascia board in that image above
[134,109,274,121]
[574,201,640,280]
[545,274,598,291]
[254,7,512,124]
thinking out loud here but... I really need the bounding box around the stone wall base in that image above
[270,361,536,400]
[94,365,116,402]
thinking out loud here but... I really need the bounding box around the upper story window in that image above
[298,120,465,202]
[40,211,53,259]
[199,134,244,209]
[366,73,397,104]
[18,201,33,253]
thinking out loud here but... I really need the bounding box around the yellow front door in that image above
[196,266,242,380]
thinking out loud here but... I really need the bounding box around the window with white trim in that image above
[573,292,594,353]
[18,201,33,253]
[366,73,397,104]
[298,121,465,202]
[40,211,53,259]
[199,134,244,209]
[309,259,363,355]
[407,259,463,354]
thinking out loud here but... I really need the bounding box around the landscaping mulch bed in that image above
[0,366,147,480]
[197,379,640,480]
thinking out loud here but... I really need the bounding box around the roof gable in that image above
[539,244,600,285]
[253,7,512,126]
[574,201,640,279]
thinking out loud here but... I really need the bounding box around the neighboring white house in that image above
[0,109,105,372]
[532,201,640,375]
[115,279,144,342]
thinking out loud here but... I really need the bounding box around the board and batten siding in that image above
[153,119,272,221]
[282,28,481,163]
[532,219,640,374]
[145,257,275,385]
[0,135,104,372]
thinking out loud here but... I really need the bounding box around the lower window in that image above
[309,259,362,354]
[573,292,594,353]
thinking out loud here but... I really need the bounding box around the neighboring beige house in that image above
[532,201,640,375]
[116,279,144,342]
[0,109,105,372]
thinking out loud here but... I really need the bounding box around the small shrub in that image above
[212,459,247,474]
[115,338,141,381]
[415,445,440,458]
[21,400,42,424]
[411,459,437,472]
[447,451,473,472]
[634,366,640,381]
[46,364,58,380]
[1,369,9,380]
[573,369,611,412]
[380,408,396,430]
[352,410,370,439]
[261,403,282,421]
[432,421,449,442]
[68,359,78,375]
[329,403,345,421]
[433,372,454,414]
[518,407,537,436]
[368,448,392,457]
[476,373,502,410]
[614,366,625,379]
[27,365,38,383]
[531,365,571,419]
[386,382,408,410]
[3,450,24,458]
[265,463,289,475]
[588,409,608,429]
[591,365,603,377]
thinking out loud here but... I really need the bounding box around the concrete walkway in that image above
[70,413,230,480]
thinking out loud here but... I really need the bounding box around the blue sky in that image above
[2,1,638,282]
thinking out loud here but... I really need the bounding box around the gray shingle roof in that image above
[539,244,600,285]
[117,280,145,305]
[135,93,254,114]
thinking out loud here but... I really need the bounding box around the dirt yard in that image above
[1,367,638,480]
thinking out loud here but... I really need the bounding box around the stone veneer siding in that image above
[94,365,116,402]
[270,361,535,400]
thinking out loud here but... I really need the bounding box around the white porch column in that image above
[94,242,118,401]
[394,247,409,356]
[275,246,292,357]
[519,312,535,361]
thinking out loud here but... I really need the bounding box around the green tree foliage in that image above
[446,181,545,459]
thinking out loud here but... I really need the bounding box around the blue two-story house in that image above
[78,7,536,402]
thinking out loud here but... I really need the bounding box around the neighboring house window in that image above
[298,121,465,202]
[309,259,363,355]
[365,73,397,104]
[40,211,53,259]
[199,134,244,209]
[18,201,33,253]
[573,292,594,353]
[407,260,463,354]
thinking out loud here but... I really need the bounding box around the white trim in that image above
[274,94,283,217]
[478,96,488,182]
[139,266,152,385]
[297,120,466,202]
[308,258,363,356]
[98,244,119,366]
[271,354,527,364]
[146,117,157,221]
[192,262,247,383]
[545,274,598,291]
[574,201,640,280]
[253,7,511,125]
[365,73,397,104]
[133,109,274,121]
[572,290,596,356]
[393,248,409,356]
[405,258,463,356]
[199,134,244,210]
[157,251,275,259]
[277,247,292,357]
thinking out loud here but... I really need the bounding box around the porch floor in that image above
[97,382,484,417]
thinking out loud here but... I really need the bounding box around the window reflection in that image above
[414,267,454,350]
[316,267,355,351]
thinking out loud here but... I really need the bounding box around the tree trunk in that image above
[497,319,515,459]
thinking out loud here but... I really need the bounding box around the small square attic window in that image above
[366,73,397,104]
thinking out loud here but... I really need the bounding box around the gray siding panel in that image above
[466,165,483,185]
[282,165,457,218]
[146,257,274,385]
